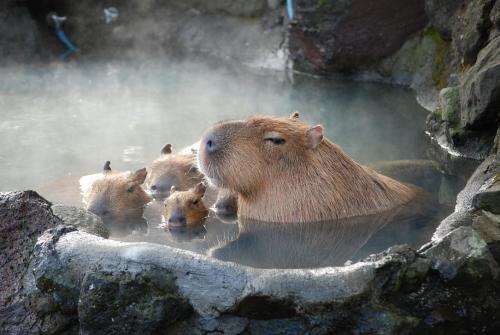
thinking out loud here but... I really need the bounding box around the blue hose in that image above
[56,30,78,59]
[287,0,294,20]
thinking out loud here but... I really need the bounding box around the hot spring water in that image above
[0,59,465,268]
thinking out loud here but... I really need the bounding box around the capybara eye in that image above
[264,137,286,145]
[192,199,199,205]
[127,186,135,193]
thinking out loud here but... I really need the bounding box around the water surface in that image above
[0,59,462,268]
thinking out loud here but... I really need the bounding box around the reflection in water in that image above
[103,196,448,269]
[209,203,441,269]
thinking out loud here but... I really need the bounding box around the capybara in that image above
[81,161,152,223]
[147,143,238,214]
[198,113,420,223]
[163,182,209,227]
[147,143,204,199]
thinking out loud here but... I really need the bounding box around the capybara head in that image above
[197,113,324,196]
[163,182,209,227]
[147,143,204,199]
[198,113,418,222]
[82,161,152,223]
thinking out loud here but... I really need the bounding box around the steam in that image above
[0,2,427,196]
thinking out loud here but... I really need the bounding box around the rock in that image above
[459,36,500,132]
[372,29,442,109]
[473,211,500,243]
[439,86,460,124]
[472,182,500,214]
[0,191,67,335]
[431,210,473,241]
[424,226,499,281]
[451,0,495,66]
[51,205,109,238]
[289,0,428,73]
[490,1,500,39]
[424,0,466,40]
[78,270,192,335]
[198,315,249,335]
[248,318,306,335]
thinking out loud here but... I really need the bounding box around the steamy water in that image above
[0,59,464,268]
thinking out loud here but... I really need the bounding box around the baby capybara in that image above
[148,143,238,214]
[197,113,420,223]
[147,143,203,199]
[163,182,209,227]
[81,161,152,223]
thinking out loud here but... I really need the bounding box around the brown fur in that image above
[148,143,239,214]
[163,182,209,227]
[82,162,152,223]
[198,114,420,223]
[147,144,205,199]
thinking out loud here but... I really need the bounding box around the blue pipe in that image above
[57,30,77,53]
[287,0,294,20]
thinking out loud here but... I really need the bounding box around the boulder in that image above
[424,0,465,39]
[51,205,109,238]
[451,0,495,66]
[289,0,428,73]
[0,191,63,334]
[424,226,499,281]
[472,182,500,214]
[459,36,500,132]
[78,270,192,335]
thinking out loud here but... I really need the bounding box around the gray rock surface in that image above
[424,226,499,281]
[459,35,500,131]
[78,269,192,334]
[451,0,495,66]
[289,0,428,73]
[52,205,109,238]
[424,0,465,39]
[0,191,63,335]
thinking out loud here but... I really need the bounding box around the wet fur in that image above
[82,169,151,223]
[199,115,420,223]
[163,185,209,227]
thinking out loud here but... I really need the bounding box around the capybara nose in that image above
[168,215,186,226]
[168,209,186,226]
[204,136,218,154]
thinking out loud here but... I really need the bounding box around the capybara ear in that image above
[170,185,177,195]
[161,143,172,155]
[290,111,300,119]
[130,168,148,184]
[193,182,207,196]
[305,125,324,149]
[103,161,112,173]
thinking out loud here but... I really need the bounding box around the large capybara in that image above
[81,161,152,223]
[147,143,238,214]
[163,182,209,227]
[197,113,421,223]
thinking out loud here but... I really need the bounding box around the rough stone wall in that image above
[288,0,428,73]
